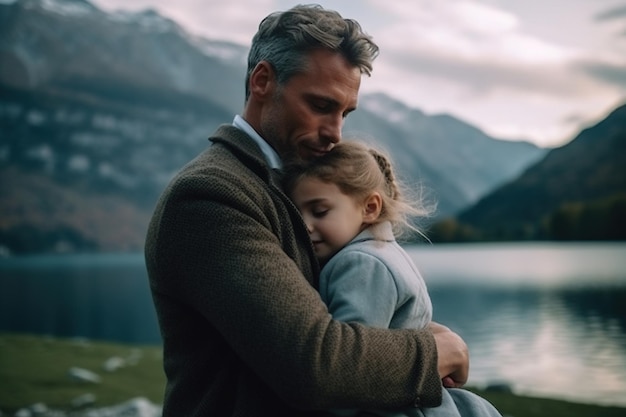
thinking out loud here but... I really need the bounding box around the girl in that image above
[285,140,501,417]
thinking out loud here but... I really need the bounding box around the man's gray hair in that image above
[245,4,379,100]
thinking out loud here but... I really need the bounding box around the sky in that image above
[92,0,626,148]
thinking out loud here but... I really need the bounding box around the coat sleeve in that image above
[148,168,443,410]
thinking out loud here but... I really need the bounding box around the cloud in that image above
[381,50,595,97]
[94,0,275,44]
[363,0,592,101]
[594,5,626,22]
[574,60,626,90]
[90,0,626,147]
[369,0,519,34]
[370,1,578,62]
[594,4,626,40]
[561,112,589,125]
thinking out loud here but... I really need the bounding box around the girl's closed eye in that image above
[312,207,329,218]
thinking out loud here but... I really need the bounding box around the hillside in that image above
[433,102,626,241]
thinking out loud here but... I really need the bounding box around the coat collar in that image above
[232,115,282,170]
[209,124,276,184]
[350,221,396,245]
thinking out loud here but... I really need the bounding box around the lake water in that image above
[1,242,625,408]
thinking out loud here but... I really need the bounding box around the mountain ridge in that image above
[437,102,626,241]
[0,0,554,254]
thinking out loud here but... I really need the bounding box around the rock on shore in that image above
[8,397,161,417]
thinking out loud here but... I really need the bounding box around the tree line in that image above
[426,194,626,243]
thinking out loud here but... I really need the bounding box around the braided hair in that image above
[369,148,400,201]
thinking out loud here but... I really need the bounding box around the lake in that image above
[1,242,625,408]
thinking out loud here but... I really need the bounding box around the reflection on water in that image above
[411,241,626,288]
[408,242,626,407]
[1,242,625,407]
[426,286,626,407]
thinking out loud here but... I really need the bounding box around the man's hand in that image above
[429,322,469,388]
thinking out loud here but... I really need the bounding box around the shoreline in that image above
[2,333,625,417]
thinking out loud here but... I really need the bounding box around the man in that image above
[145,5,469,416]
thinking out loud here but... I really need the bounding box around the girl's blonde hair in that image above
[284,141,434,240]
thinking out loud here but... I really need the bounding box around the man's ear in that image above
[362,192,382,224]
[249,61,276,100]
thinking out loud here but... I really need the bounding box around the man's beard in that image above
[280,147,307,166]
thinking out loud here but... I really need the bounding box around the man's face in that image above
[259,49,362,164]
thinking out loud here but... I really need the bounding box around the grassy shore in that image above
[1,333,624,416]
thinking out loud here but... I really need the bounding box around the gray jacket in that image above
[320,222,432,330]
[320,223,502,417]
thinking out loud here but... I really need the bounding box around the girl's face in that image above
[290,176,371,264]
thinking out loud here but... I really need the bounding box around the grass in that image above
[0,333,165,413]
[1,333,625,417]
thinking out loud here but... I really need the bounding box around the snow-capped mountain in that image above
[0,0,547,254]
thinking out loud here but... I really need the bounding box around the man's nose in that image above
[320,115,342,144]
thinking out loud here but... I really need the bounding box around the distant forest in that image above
[428,194,626,242]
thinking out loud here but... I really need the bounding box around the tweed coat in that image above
[144,124,442,416]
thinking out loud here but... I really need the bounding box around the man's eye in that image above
[312,101,331,112]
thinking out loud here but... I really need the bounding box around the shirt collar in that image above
[232,115,282,169]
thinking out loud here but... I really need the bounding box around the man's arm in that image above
[153,167,444,409]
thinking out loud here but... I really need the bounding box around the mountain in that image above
[345,93,546,214]
[0,0,246,253]
[447,102,626,241]
[0,0,546,254]
[0,0,248,113]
